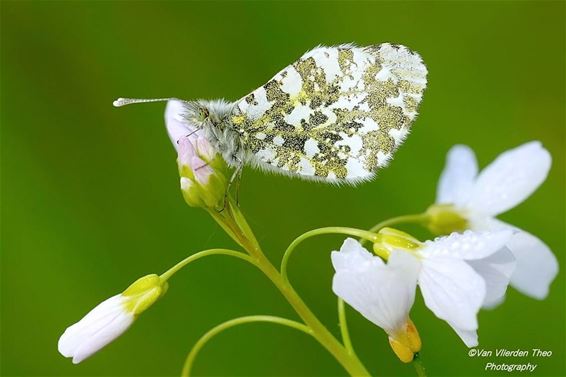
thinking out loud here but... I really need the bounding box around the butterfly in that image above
[114,43,427,185]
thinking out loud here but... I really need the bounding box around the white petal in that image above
[72,311,134,364]
[467,141,551,216]
[436,145,478,206]
[165,100,199,150]
[58,295,123,357]
[453,328,478,348]
[507,229,558,299]
[473,219,558,300]
[420,230,512,260]
[419,257,485,332]
[468,247,516,308]
[332,240,420,334]
[331,238,381,271]
[58,295,134,363]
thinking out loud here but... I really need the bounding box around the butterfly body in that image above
[116,43,428,185]
[176,99,245,166]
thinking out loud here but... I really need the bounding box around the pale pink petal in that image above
[177,137,196,167]
[191,156,213,184]
[165,100,201,150]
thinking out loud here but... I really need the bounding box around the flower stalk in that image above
[182,316,313,376]
[202,194,372,376]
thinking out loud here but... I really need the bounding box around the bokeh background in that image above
[1,1,564,376]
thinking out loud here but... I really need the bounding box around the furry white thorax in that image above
[181,99,246,167]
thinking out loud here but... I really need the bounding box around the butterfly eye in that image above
[198,108,209,121]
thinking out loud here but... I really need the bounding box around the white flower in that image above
[333,229,513,350]
[58,274,167,364]
[332,238,421,362]
[432,141,558,300]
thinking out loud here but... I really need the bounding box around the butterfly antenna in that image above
[112,97,177,107]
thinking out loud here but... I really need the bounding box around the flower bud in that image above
[373,227,422,259]
[58,274,167,364]
[425,204,469,235]
[177,135,229,209]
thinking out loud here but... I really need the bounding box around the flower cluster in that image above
[332,142,558,363]
[427,142,557,299]
[59,98,558,375]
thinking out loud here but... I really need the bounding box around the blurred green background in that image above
[1,1,564,376]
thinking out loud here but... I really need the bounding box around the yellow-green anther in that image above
[425,204,469,235]
[122,274,168,316]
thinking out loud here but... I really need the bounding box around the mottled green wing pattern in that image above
[231,43,428,183]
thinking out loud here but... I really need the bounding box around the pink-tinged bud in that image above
[175,135,228,209]
[177,137,196,168]
[165,100,230,209]
[190,155,214,184]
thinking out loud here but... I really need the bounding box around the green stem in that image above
[278,227,371,366]
[160,248,256,282]
[207,198,262,257]
[413,353,427,377]
[254,254,371,376]
[338,298,354,355]
[360,213,429,246]
[182,315,313,376]
[281,227,378,282]
[212,202,371,376]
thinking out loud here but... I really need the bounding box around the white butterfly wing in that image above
[231,43,428,183]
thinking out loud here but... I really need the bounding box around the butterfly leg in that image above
[234,167,243,206]
[226,158,244,205]
[214,159,243,212]
[175,128,201,146]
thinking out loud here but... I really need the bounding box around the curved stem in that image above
[255,257,371,376]
[207,200,371,376]
[160,248,257,282]
[281,227,378,282]
[360,213,429,246]
[181,315,313,376]
[338,298,354,355]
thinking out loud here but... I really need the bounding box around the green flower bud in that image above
[373,227,422,259]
